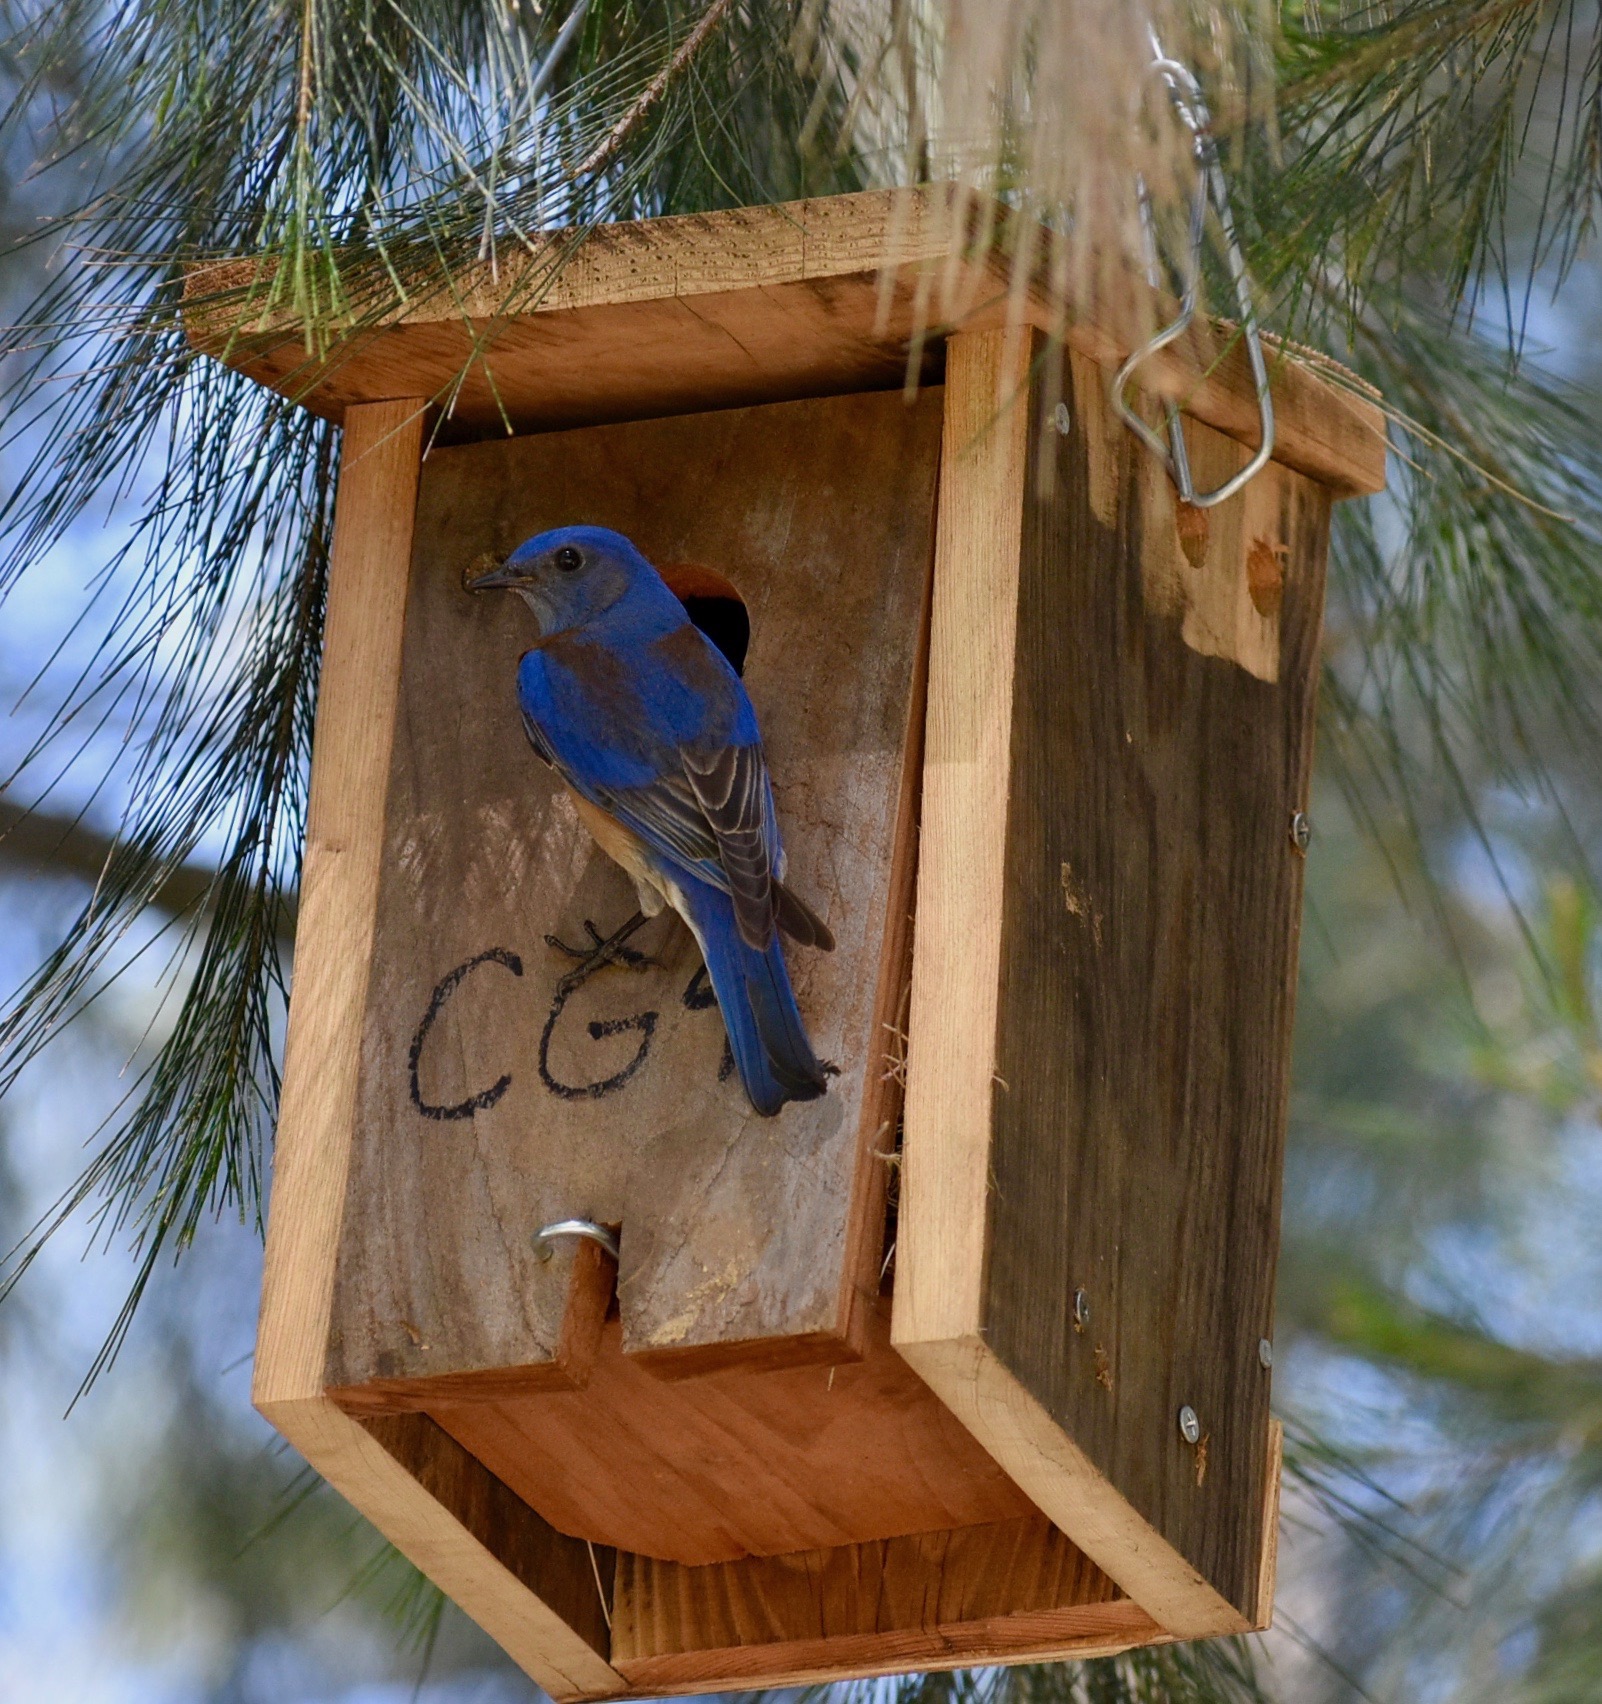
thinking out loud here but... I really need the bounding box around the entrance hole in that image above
[659,561,750,676]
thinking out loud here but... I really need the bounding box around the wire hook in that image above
[1111,39,1274,509]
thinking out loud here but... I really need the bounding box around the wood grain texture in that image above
[255,398,425,1415]
[1110,412,1298,685]
[327,389,939,1405]
[981,345,1324,1623]
[186,188,1387,498]
[893,1336,1244,1638]
[420,1297,1034,1566]
[251,401,621,1701]
[610,1512,1165,1691]
[895,338,1322,1638]
[361,1412,618,1682]
[1256,1419,1285,1630]
[895,328,1033,1355]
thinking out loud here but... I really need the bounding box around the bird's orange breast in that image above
[568,788,657,890]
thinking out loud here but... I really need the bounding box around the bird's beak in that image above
[463,554,521,593]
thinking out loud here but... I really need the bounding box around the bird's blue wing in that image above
[517,628,786,950]
[592,768,720,877]
[593,739,779,950]
[679,742,778,949]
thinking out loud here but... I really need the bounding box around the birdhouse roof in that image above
[184,187,1386,497]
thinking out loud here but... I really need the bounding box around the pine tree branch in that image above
[572,0,739,179]
[0,800,297,938]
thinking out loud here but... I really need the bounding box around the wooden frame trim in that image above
[251,398,624,1699]
[892,1340,1251,1639]
[895,327,1032,1350]
[1255,1419,1285,1628]
[254,397,423,1416]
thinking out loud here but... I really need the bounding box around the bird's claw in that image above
[546,912,657,996]
[545,920,657,971]
[544,920,607,960]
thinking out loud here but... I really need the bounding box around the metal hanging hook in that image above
[1111,38,1275,509]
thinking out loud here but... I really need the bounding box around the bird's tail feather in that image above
[682,880,828,1117]
[773,877,835,951]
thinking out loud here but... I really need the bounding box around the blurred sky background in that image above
[4,80,1602,1704]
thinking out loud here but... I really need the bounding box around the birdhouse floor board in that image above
[419,1299,1033,1567]
[357,1392,1169,1698]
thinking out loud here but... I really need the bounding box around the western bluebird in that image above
[469,525,833,1116]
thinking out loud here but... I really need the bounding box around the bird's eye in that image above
[554,545,583,573]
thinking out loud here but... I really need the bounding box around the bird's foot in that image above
[546,911,656,995]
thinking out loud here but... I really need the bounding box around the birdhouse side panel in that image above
[981,349,1328,1619]
[325,389,941,1395]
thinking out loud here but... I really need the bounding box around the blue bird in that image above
[468,525,833,1116]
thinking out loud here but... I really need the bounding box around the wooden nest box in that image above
[194,190,1386,1696]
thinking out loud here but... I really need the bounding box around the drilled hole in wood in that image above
[659,562,750,676]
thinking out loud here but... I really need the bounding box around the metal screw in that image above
[1289,811,1312,854]
[1258,1338,1273,1369]
[1053,401,1072,436]
[1072,1288,1091,1331]
[1178,1404,1202,1445]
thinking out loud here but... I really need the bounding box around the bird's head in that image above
[466,525,656,637]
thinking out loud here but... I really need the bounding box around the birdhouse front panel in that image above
[317,387,1037,1564]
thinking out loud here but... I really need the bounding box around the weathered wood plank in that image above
[896,333,1319,1636]
[362,1412,616,1658]
[610,1512,1165,1691]
[896,328,1032,1355]
[327,388,939,1409]
[982,346,1323,1622]
[273,1401,622,1699]
[185,189,1387,498]
[1257,1418,1285,1628]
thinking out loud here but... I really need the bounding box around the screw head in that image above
[1053,401,1072,436]
[1258,1337,1274,1369]
[1072,1288,1091,1331]
[1178,1404,1201,1445]
[1290,811,1312,853]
